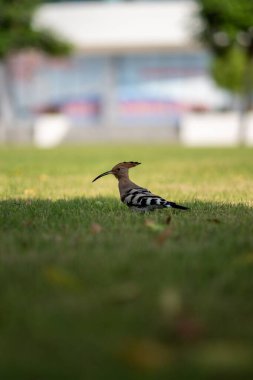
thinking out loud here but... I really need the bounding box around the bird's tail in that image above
[166,202,189,210]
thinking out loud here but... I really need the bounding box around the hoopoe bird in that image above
[92,161,189,212]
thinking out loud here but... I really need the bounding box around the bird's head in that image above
[92,161,141,182]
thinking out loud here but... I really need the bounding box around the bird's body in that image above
[121,187,188,212]
[92,161,189,212]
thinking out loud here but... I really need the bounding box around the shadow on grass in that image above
[0,195,251,212]
[0,196,252,230]
[0,196,252,258]
[0,198,253,379]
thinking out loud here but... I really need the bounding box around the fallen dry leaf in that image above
[156,227,172,246]
[145,218,172,245]
[22,219,34,227]
[119,338,172,371]
[207,218,221,224]
[165,215,172,225]
[175,315,204,342]
[90,223,103,234]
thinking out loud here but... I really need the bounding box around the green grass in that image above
[0,145,253,380]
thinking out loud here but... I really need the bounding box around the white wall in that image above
[181,112,253,146]
[34,1,199,51]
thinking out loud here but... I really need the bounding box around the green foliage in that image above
[197,0,253,94]
[0,146,253,378]
[197,0,253,54]
[0,0,72,58]
[211,46,247,93]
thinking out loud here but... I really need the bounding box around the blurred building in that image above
[11,0,232,143]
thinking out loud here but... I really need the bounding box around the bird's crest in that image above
[112,161,141,170]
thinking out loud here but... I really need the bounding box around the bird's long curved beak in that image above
[92,170,113,182]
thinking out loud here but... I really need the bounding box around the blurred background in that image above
[1,3,253,379]
[0,0,253,147]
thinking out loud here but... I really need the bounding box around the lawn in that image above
[0,145,253,380]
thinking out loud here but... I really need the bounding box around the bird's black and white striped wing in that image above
[121,188,168,211]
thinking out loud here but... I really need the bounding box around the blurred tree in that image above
[211,46,247,94]
[196,0,253,143]
[0,0,72,141]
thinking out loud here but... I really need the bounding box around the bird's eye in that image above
[117,168,120,171]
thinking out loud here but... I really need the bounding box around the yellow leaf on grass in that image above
[144,219,164,232]
[234,252,253,265]
[44,266,80,289]
[119,338,172,371]
[191,342,253,371]
[240,253,253,264]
